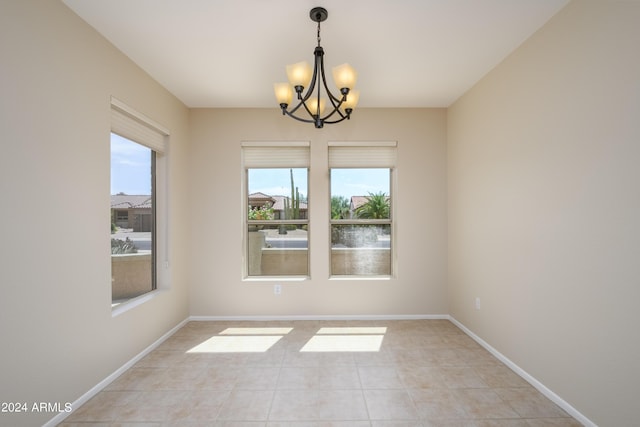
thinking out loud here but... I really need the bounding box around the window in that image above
[329,142,396,277]
[243,142,310,278]
[110,98,168,306]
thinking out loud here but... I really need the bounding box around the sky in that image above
[330,169,390,199]
[111,132,390,199]
[111,133,152,195]
[248,168,390,199]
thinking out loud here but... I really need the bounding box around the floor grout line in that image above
[58,319,583,426]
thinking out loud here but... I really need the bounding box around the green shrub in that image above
[248,202,274,220]
[111,237,138,254]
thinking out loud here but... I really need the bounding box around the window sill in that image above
[111,289,163,317]
[243,276,309,282]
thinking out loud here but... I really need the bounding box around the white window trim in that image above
[110,98,171,313]
[328,141,398,279]
[241,141,311,280]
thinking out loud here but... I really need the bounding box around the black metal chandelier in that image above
[274,7,359,129]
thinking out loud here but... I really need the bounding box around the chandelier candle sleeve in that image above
[332,63,358,91]
[274,83,293,106]
[286,62,313,89]
[274,7,359,128]
[308,97,326,116]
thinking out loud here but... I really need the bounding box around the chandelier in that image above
[274,7,359,129]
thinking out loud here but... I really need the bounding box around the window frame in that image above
[110,97,169,311]
[328,142,397,279]
[242,142,311,280]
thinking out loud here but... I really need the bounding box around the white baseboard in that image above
[43,317,190,427]
[189,314,450,322]
[44,314,444,426]
[449,316,595,427]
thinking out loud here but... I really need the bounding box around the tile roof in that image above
[270,195,308,211]
[248,192,274,200]
[350,195,390,210]
[111,194,152,209]
[248,192,307,211]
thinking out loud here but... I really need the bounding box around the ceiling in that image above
[62,0,569,109]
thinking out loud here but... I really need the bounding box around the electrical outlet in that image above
[475,297,481,310]
[274,284,282,295]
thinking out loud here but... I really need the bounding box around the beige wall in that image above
[0,1,190,426]
[447,1,640,425]
[188,108,448,317]
[5,0,638,425]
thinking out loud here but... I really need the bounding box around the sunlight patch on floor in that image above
[220,327,293,335]
[300,334,384,352]
[317,327,387,335]
[300,327,387,352]
[187,335,283,353]
[187,327,292,353]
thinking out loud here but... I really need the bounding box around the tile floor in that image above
[60,319,582,426]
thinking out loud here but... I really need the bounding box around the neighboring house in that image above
[111,193,153,232]
[249,192,308,219]
[349,196,371,213]
[349,195,390,218]
[248,192,275,210]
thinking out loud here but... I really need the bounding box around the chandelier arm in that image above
[289,46,326,121]
[322,113,351,125]
[319,96,347,122]
[296,92,317,118]
[315,58,323,113]
[315,48,348,122]
[321,108,346,122]
[286,98,316,121]
[321,62,351,121]
[281,107,316,124]
[300,99,316,118]
[300,50,321,103]
[319,98,346,121]
[318,50,343,104]
[321,97,349,122]
[289,46,323,120]
[287,99,304,115]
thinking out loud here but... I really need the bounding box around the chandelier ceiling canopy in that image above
[274,7,359,129]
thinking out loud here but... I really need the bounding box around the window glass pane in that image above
[330,168,391,276]
[331,224,390,248]
[110,133,154,303]
[248,224,308,276]
[331,224,391,275]
[247,168,308,276]
[331,169,390,219]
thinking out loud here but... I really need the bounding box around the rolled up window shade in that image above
[110,97,168,153]
[242,141,310,168]
[328,141,396,168]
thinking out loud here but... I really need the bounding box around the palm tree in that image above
[355,192,390,219]
[331,196,350,219]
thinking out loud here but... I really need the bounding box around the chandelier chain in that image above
[317,20,321,47]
